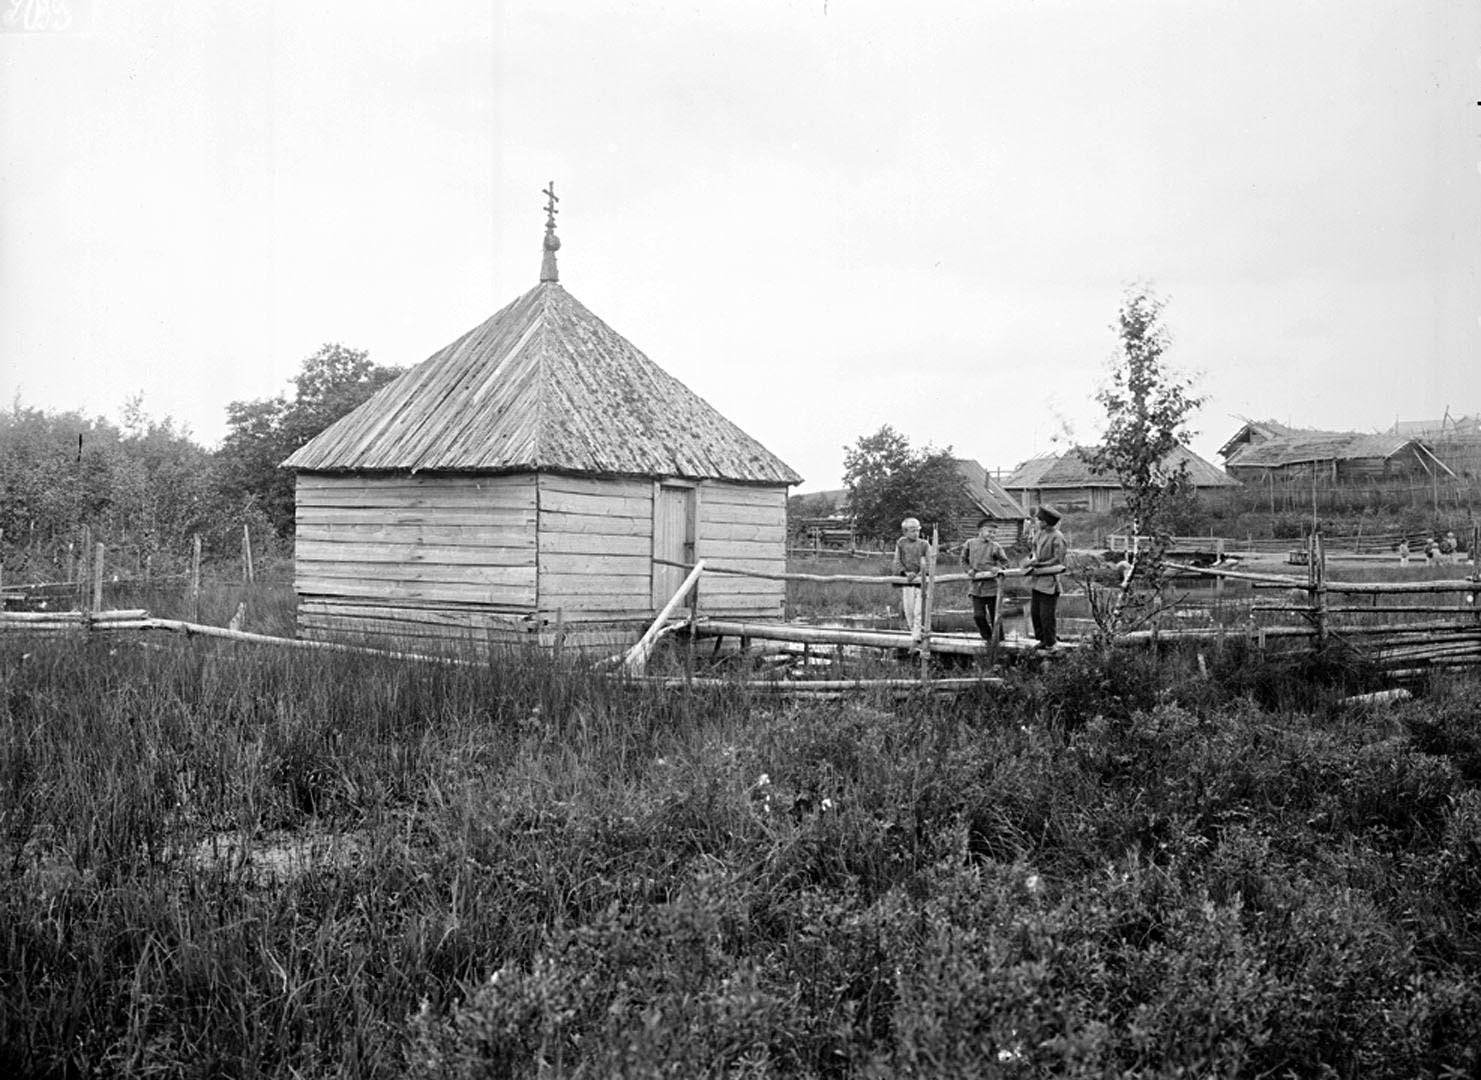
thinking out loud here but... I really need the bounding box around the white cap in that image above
[901,517,920,529]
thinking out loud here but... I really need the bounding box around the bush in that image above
[3,636,1480,1077]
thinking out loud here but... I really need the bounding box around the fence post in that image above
[1303,531,1315,640]
[92,542,105,614]
[77,526,91,610]
[991,569,1006,652]
[919,527,937,686]
[191,534,202,623]
[1312,532,1327,650]
[242,523,255,584]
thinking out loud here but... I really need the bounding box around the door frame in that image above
[651,480,701,612]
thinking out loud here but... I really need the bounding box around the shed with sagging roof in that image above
[1221,431,1451,484]
[282,191,802,652]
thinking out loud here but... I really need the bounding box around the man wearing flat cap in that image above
[962,516,1010,643]
[1022,505,1067,649]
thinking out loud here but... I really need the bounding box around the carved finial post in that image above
[540,181,561,283]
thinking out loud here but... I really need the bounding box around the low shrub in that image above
[2,635,1480,1077]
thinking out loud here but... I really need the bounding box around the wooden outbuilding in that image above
[282,190,802,652]
[1392,415,1481,479]
[1220,431,1451,484]
[946,459,1029,545]
[1215,419,1321,463]
[1006,445,1238,513]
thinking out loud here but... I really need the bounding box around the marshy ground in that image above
[3,618,1480,1078]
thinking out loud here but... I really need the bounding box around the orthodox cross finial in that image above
[539,180,561,283]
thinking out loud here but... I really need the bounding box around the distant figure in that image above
[1426,537,1440,564]
[1023,505,1068,649]
[1114,554,1136,587]
[961,516,1010,643]
[1397,538,1409,567]
[1440,531,1458,565]
[891,517,931,641]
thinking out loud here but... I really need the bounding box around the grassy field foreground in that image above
[2,634,1480,1078]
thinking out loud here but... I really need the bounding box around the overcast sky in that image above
[3,0,1477,490]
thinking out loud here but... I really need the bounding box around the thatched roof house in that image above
[1005,445,1237,513]
[283,192,801,652]
[1216,419,1327,463]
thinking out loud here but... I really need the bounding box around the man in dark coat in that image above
[1022,505,1068,648]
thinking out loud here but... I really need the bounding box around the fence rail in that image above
[9,524,1481,680]
[1163,525,1481,672]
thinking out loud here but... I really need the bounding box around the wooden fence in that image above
[0,530,279,617]
[8,527,1481,686]
[1164,527,1481,675]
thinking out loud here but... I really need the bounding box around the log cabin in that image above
[945,459,1029,546]
[282,189,801,653]
[1220,431,1451,484]
[1005,445,1238,514]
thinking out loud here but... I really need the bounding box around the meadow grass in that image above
[3,618,1480,1078]
[784,554,898,622]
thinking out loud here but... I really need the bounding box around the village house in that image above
[946,458,1029,546]
[1217,420,1452,483]
[1216,419,1323,463]
[790,458,1026,550]
[283,189,801,653]
[1005,445,1237,514]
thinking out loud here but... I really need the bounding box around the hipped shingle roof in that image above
[284,283,801,485]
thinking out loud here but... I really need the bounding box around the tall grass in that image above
[2,633,1480,1077]
[784,554,898,622]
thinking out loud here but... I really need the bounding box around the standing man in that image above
[892,517,932,640]
[1022,505,1068,649]
[962,516,1010,643]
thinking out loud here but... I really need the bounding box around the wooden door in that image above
[652,484,697,612]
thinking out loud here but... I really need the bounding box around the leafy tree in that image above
[0,398,217,577]
[842,425,973,542]
[111,397,217,567]
[842,425,912,539]
[216,344,402,537]
[0,403,97,564]
[1083,288,1206,640]
[1085,289,1205,556]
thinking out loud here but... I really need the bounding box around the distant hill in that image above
[788,489,847,518]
